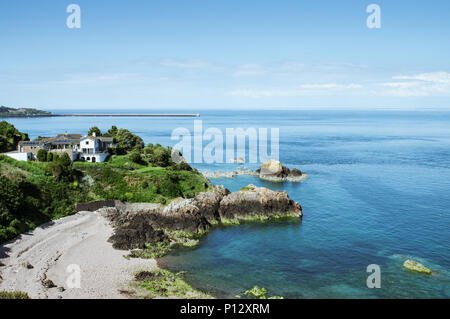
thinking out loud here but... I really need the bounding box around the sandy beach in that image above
[0,211,157,299]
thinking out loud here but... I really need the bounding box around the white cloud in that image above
[160,59,213,69]
[299,83,363,89]
[392,72,450,84]
[229,89,288,98]
[233,64,265,77]
[230,83,364,98]
[380,72,450,96]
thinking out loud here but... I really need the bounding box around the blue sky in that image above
[1,0,450,110]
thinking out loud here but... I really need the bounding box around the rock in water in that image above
[403,259,432,274]
[219,184,303,220]
[257,160,306,182]
[260,159,284,176]
[291,168,302,177]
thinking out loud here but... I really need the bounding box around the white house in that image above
[2,132,116,163]
[77,134,115,163]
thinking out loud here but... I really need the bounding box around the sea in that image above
[5,109,450,298]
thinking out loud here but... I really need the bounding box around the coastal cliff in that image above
[100,185,302,253]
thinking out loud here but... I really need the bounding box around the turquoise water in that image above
[6,110,450,298]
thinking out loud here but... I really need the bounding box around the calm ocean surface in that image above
[6,109,450,298]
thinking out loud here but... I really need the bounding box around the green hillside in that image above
[0,123,211,243]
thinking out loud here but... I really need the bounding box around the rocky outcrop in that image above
[101,185,302,251]
[201,161,306,182]
[218,184,302,220]
[192,185,230,224]
[256,160,305,182]
[100,206,170,250]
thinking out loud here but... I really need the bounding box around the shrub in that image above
[36,149,47,162]
[46,152,53,162]
[0,291,31,299]
[59,152,72,167]
[130,151,143,164]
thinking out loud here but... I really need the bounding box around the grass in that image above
[134,269,211,299]
[82,155,211,203]
[0,291,31,299]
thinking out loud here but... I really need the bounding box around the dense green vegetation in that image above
[74,152,210,203]
[0,155,86,243]
[102,126,145,154]
[0,123,211,244]
[0,121,29,152]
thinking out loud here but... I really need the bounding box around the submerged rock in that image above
[403,259,432,274]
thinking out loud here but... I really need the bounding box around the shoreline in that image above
[0,211,203,299]
[0,183,302,299]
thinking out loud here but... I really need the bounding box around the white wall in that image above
[80,138,97,149]
[4,152,31,161]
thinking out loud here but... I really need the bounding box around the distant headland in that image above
[0,106,52,117]
[0,106,200,118]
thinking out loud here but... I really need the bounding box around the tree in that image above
[107,125,118,136]
[46,152,53,162]
[0,121,29,152]
[36,149,48,162]
[59,152,72,167]
[88,126,101,137]
[114,128,144,152]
